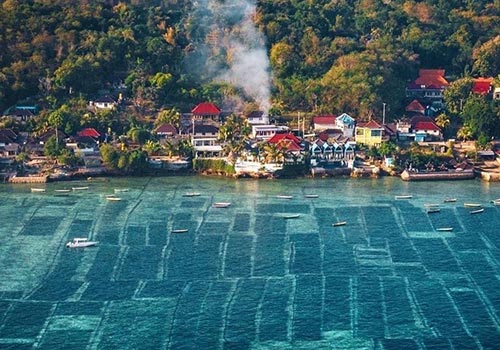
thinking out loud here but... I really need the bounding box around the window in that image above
[371,130,381,137]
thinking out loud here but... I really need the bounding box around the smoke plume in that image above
[190,0,272,113]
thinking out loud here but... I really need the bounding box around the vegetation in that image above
[0,1,498,169]
[192,158,235,175]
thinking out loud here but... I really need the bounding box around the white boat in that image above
[304,194,319,198]
[444,198,457,203]
[332,221,347,227]
[424,203,440,207]
[171,229,188,233]
[470,208,484,214]
[492,200,500,206]
[464,203,482,208]
[395,195,412,200]
[183,192,201,197]
[114,188,130,193]
[213,202,231,208]
[283,214,300,219]
[55,189,70,193]
[427,208,441,214]
[276,195,293,199]
[31,188,46,193]
[66,238,98,248]
[106,196,122,201]
[436,227,453,232]
[72,186,89,191]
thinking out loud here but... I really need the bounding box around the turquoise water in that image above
[0,176,499,349]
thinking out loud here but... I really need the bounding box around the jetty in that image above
[401,169,475,181]
[8,175,49,184]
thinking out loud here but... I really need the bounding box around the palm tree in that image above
[457,125,473,141]
[142,140,162,156]
[259,142,285,164]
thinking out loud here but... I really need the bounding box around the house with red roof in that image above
[406,69,449,103]
[472,78,493,95]
[191,102,221,124]
[266,132,304,162]
[312,115,336,131]
[405,99,426,115]
[78,128,101,139]
[410,115,442,141]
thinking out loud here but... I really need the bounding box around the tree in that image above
[218,114,251,164]
[443,77,473,115]
[155,108,180,128]
[127,126,151,145]
[435,113,450,129]
[44,136,63,158]
[100,143,118,168]
[472,36,500,77]
[461,94,497,139]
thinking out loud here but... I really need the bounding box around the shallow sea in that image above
[0,176,499,349]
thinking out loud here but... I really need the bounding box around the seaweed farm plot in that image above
[0,177,499,349]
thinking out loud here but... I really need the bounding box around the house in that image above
[494,87,500,100]
[65,136,99,156]
[0,129,20,158]
[191,102,221,124]
[246,111,269,125]
[405,99,426,115]
[472,78,493,95]
[155,124,178,139]
[355,120,385,147]
[410,115,442,141]
[335,113,356,137]
[3,107,36,123]
[187,124,222,158]
[251,124,288,141]
[406,69,449,105]
[312,115,336,131]
[310,138,356,164]
[89,95,118,110]
[267,133,304,163]
[318,128,344,141]
[78,128,101,139]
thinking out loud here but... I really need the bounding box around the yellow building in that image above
[355,120,385,147]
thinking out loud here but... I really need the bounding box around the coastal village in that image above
[1,69,500,184]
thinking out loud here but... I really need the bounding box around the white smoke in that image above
[192,0,272,113]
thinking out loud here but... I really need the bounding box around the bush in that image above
[193,158,235,174]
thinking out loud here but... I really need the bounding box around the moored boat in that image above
[183,192,201,197]
[66,238,98,248]
[470,208,484,214]
[72,186,89,191]
[171,229,188,233]
[332,221,347,227]
[427,208,441,213]
[106,196,122,201]
[444,198,457,203]
[304,194,319,198]
[464,203,482,208]
[55,189,71,193]
[276,195,293,199]
[395,195,412,200]
[31,188,46,193]
[283,214,300,219]
[213,202,231,208]
[436,227,453,232]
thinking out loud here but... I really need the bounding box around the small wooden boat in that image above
[72,186,89,191]
[31,188,46,193]
[276,195,293,199]
[106,196,122,201]
[427,208,441,214]
[443,198,457,203]
[395,195,412,200]
[283,214,300,219]
[114,188,130,193]
[424,203,440,207]
[66,238,98,248]
[171,229,188,233]
[436,227,453,232]
[304,194,319,198]
[213,202,231,208]
[464,203,482,208]
[55,189,71,193]
[470,208,484,214]
[183,192,201,197]
[332,221,347,227]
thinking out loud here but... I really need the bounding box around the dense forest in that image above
[0,0,499,124]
